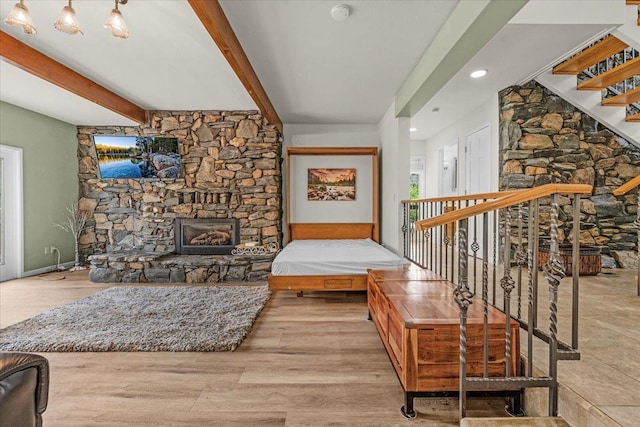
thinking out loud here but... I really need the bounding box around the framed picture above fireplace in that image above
[93,135,182,179]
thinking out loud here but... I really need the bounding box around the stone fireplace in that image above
[175,218,240,255]
[79,109,283,283]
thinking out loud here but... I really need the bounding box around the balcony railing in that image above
[402,184,593,419]
[613,175,640,296]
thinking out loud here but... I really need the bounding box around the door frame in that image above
[0,145,24,280]
[464,123,491,195]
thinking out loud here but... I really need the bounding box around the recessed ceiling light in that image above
[410,127,417,132]
[470,69,487,78]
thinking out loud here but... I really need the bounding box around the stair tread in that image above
[577,56,640,90]
[626,111,640,122]
[602,87,640,106]
[553,36,628,75]
[626,0,639,5]
[461,417,571,427]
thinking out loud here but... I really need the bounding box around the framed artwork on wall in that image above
[307,168,356,201]
[93,135,182,179]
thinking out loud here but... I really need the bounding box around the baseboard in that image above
[20,261,75,278]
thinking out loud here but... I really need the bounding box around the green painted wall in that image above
[0,101,78,273]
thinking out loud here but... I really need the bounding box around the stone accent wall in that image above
[77,110,282,280]
[499,81,639,268]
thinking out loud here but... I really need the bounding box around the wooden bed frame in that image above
[268,146,385,293]
[268,223,377,292]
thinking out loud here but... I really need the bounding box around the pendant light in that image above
[54,0,83,35]
[104,0,129,39]
[4,0,37,35]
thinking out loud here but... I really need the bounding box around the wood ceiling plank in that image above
[553,36,628,75]
[577,56,640,90]
[626,111,640,122]
[601,87,640,106]
[0,31,146,124]
[188,0,282,132]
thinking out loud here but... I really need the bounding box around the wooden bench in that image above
[367,269,521,418]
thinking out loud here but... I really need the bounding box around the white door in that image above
[465,125,491,195]
[464,125,492,259]
[0,146,23,281]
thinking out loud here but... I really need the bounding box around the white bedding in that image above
[271,238,406,276]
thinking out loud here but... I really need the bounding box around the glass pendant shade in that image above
[4,1,37,35]
[54,1,83,35]
[104,5,129,39]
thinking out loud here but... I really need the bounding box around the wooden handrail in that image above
[401,190,524,205]
[415,184,592,231]
[613,176,640,196]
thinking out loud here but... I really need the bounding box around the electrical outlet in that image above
[44,247,49,254]
[50,246,57,253]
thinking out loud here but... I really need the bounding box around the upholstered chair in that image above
[0,352,49,427]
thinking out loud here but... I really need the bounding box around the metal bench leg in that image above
[506,390,525,417]
[400,391,417,419]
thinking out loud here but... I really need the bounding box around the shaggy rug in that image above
[0,285,270,352]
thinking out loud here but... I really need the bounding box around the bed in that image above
[268,223,406,293]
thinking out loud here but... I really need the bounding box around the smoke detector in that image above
[331,4,350,21]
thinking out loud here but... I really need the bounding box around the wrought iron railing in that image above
[403,184,593,419]
[614,175,640,296]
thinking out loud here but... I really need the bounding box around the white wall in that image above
[282,124,380,242]
[378,104,410,254]
[289,155,373,223]
[420,93,499,198]
[284,124,380,149]
[284,119,409,254]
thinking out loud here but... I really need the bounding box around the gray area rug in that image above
[0,285,270,352]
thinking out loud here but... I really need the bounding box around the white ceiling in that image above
[220,0,458,125]
[0,0,256,125]
[0,0,625,136]
[409,23,612,141]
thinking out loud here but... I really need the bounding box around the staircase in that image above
[536,2,640,145]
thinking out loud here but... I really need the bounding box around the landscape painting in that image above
[307,168,356,201]
[94,136,182,179]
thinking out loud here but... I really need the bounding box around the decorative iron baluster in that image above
[471,200,480,294]
[443,232,451,281]
[423,229,431,270]
[542,195,565,417]
[493,209,498,306]
[402,202,409,260]
[455,218,473,419]
[572,195,581,351]
[526,200,537,377]
[515,204,527,320]
[482,212,489,378]
[500,207,516,377]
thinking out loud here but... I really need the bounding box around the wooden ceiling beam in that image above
[0,31,146,124]
[188,0,282,132]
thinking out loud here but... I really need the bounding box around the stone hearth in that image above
[89,250,275,283]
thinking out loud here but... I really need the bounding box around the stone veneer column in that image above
[498,81,639,268]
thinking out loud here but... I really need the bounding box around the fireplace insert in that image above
[175,218,240,255]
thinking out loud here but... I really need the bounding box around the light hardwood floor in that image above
[1,270,510,426]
